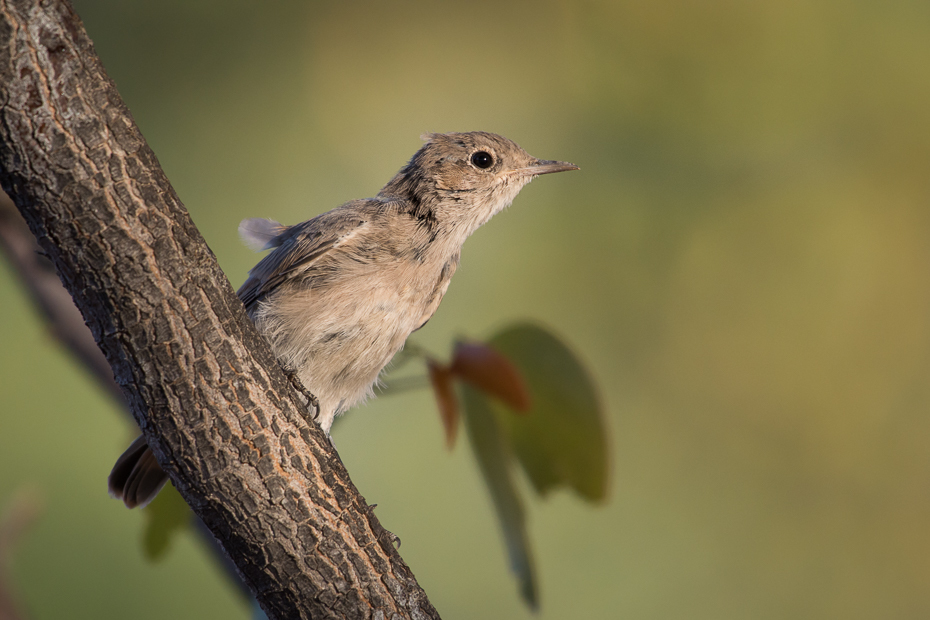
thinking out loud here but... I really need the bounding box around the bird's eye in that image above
[470,151,494,169]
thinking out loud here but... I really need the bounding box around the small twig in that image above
[0,192,124,404]
[377,374,432,396]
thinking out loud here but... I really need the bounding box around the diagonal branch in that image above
[0,1,440,618]
[1,186,260,601]
[0,189,125,402]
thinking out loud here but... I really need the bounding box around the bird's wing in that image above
[236,205,371,309]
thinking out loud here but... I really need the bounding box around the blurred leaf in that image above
[0,488,43,620]
[450,341,532,413]
[489,323,609,502]
[427,359,459,448]
[143,483,192,561]
[461,384,539,610]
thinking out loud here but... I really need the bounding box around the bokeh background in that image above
[2,0,930,618]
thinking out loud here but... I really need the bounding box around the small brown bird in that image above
[109,131,578,508]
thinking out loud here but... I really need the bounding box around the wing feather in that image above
[236,206,371,309]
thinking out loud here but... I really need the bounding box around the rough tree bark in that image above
[0,1,441,618]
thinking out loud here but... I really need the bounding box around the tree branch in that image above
[0,189,126,401]
[1,187,259,600]
[0,1,440,618]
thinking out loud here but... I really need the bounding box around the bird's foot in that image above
[284,369,320,420]
[366,504,401,548]
[381,528,401,549]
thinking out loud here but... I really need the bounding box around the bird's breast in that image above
[251,251,460,421]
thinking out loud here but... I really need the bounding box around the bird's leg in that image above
[366,503,402,548]
[382,529,402,549]
[283,367,320,421]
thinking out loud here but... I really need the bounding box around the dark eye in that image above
[470,151,494,169]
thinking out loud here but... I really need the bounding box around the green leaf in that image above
[488,323,609,502]
[142,482,192,561]
[461,384,539,610]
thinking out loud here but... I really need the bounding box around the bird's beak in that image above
[516,159,580,177]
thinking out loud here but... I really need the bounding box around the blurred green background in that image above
[2,0,930,618]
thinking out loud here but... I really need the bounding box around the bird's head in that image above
[381,131,578,240]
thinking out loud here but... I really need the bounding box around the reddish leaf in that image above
[427,359,459,448]
[450,341,532,413]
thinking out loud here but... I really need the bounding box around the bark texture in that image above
[0,1,440,618]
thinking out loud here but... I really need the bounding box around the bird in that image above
[108,131,578,508]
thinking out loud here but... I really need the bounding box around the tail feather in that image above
[108,435,169,509]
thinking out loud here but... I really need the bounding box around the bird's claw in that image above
[382,528,401,549]
[285,369,320,420]
[366,504,400,548]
